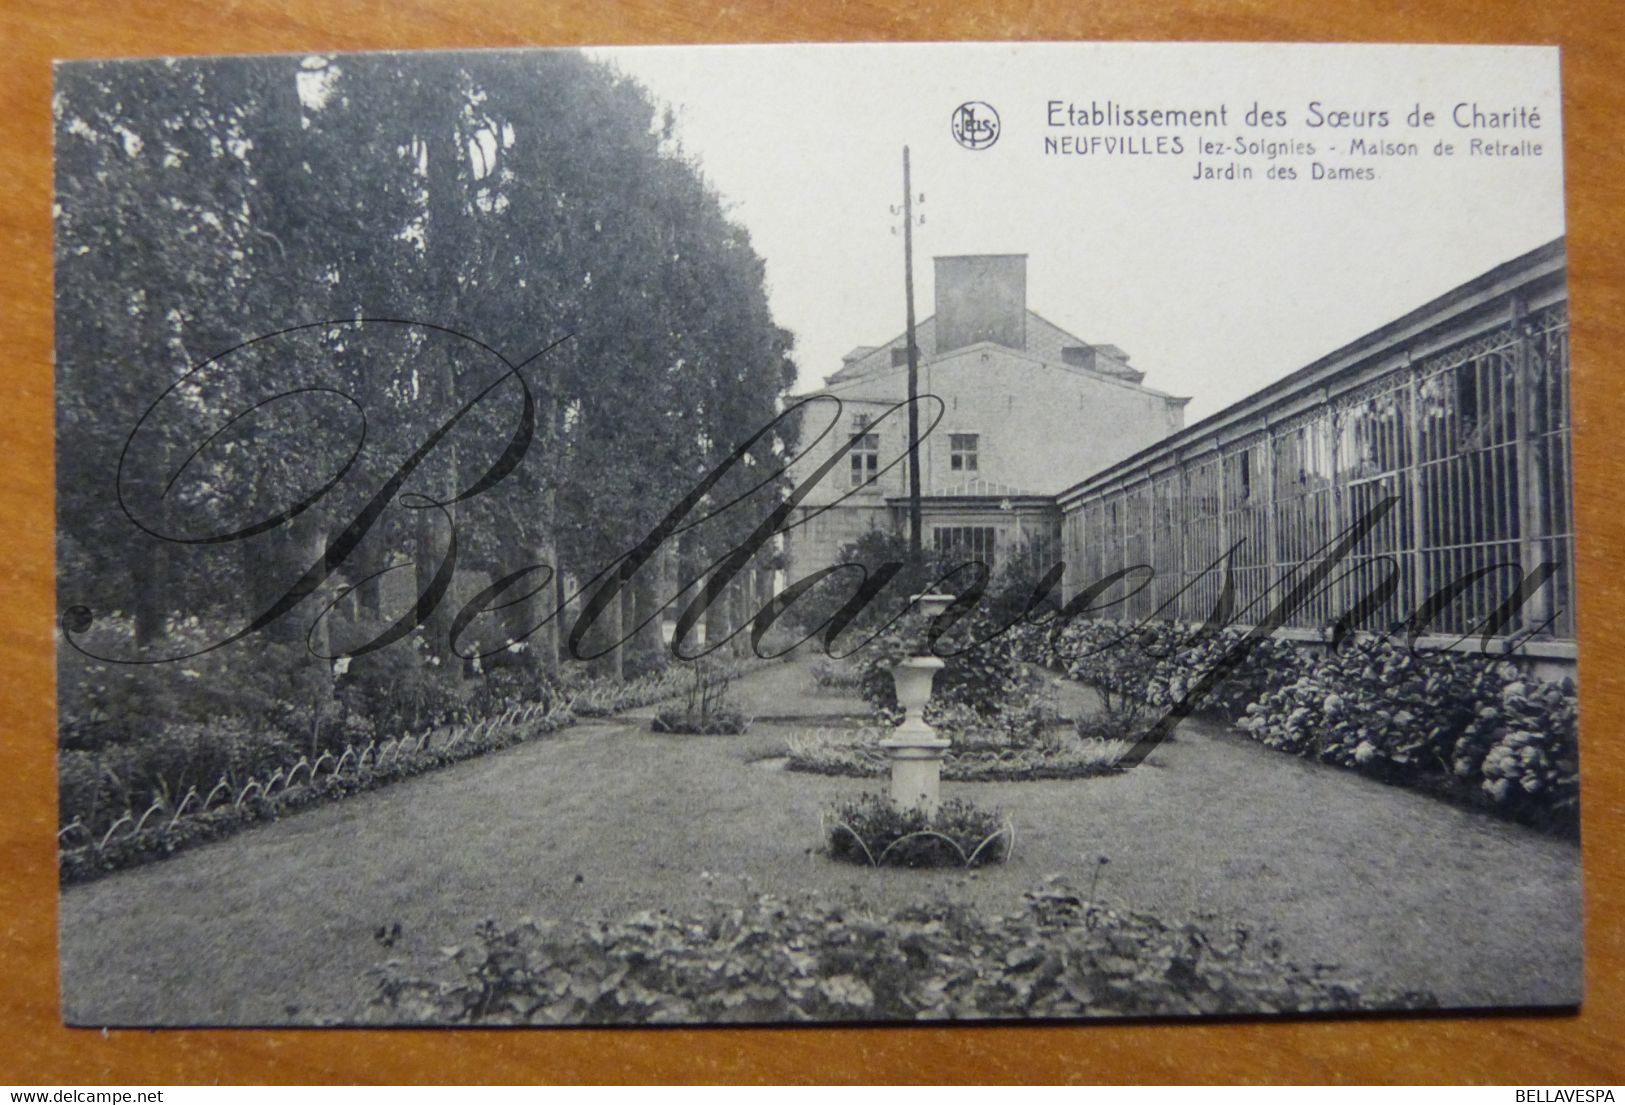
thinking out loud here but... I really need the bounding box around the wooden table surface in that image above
[3,0,1622,1085]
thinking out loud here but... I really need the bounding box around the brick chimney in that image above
[933,254,1027,355]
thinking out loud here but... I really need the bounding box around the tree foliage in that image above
[55,50,799,693]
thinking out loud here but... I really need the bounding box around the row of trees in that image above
[55,50,801,682]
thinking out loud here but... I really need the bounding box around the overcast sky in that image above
[589,42,1564,423]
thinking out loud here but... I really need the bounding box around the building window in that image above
[849,432,879,488]
[933,525,997,568]
[949,433,979,472]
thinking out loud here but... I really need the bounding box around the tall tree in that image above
[56,49,801,687]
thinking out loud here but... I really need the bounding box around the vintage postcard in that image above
[53,41,1579,1026]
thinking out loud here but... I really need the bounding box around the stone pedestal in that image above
[879,593,955,815]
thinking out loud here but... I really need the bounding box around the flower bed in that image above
[1011,619,1579,832]
[1010,619,1309,722]
[59,703,575,884]
[566,665,698,717]
[58,635,763,882]
[823,793,1012,867]
[369,881,1436,1024]
[857,613,1034,725]
[1236,638,1578,829]
[812,608,1137,780]
[784,727,1129,782]
[651,707,752,735]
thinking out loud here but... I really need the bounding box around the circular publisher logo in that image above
[950,102,1000,150]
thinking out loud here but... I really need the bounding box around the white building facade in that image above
[783,253,1188,579]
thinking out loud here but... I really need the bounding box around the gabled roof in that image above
[800,339,1186,403]
[827,309,1143,385]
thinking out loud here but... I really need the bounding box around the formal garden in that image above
[56,532,1583,1026]
[50,49,1582,1025]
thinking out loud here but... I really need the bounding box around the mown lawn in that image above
[60,658,1581,1025]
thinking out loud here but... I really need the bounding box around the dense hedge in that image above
[369,881,1435,1024]
[1012,619,1579,832]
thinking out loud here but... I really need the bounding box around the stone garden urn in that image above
[878,593,955,815]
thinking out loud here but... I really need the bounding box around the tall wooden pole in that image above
[903,146,923,558]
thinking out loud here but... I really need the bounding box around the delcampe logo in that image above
[950,101,1000,149]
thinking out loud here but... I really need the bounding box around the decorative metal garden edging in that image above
[820,810,1016,868]
[59,700,571,883]
[59,656,774,884]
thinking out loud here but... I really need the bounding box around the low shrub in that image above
[56,715,298,831]
[622,642,672,682]
[567,658,757,718]
[926,691,1061,752]
[58,644,584,847]
[337,636,464,736]
[938,739,1128,781]
[824,793,1011,868]
[58,631,340,755]
[649,661,752,735]
[464,664,570,720]
[808,657,865,692]
[369,880,1436,1024]
[1456,675,1580,821]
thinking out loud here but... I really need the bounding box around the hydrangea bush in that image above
[1011,619,1310,722]
[1235,639,1577,828]
[1012,618,1579,832]
[856,610,1045,727]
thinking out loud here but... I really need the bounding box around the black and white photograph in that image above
[52,41,1580,1027]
